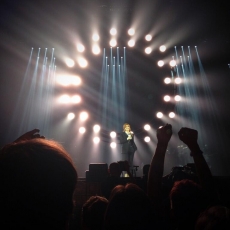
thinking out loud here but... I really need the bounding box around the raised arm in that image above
[147,124,172,207]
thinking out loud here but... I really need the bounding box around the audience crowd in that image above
[0,125,229,229]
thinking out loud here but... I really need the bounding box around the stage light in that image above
[58,95,70,103]
[144,124,151,131]
[78,57,88,68]
[174,95,181,101]
[92,44,101,55]
[144,136,151,142]
[93,137,100,144]
[145,34,152,41]
[128,39,135,47]
[71,95,81,103]
[79,111,88,121]
[110,142,116,148]
[157,60,164,67]
[175,77,182,84]
[128,28,135,36]
[77,43,85,52]
[164,77,171,84]
[92,33,100,41]
[65,58,75,67]
[164,95,171,102]
[72,76,82,86]
[169,112,175,118]
[79,127,86,133]
[110,131,117,138]
[93,124,101,133]
[159,45,166,52]
[67,113,75,120]
[110,39,117,47]
[156,112,163,118]
[110,28,117,35]
[145,47,152,54]
[169,60,176,67]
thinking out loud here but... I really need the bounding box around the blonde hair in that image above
[123,123,131,131]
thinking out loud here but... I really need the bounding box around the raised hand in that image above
[156,124,172,146]
[13,129,45,143]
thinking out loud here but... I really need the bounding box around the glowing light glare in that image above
[79,111,88,121]
[72,76,82,86]
[169,60,176,67]
[145,34,152,41]
[79,127,86,134]
[92,44,100,55]
[71,95,81,103]
[110,39,117,47]
[144,124,151,131]
[156,112,163,118]
[78,57,88,68]
[93,124,101,133]
[57,75,81,86]
[157,60,164,67]
[145,47,152,54]
[175,77,182,84]
[144,136,151,142]
[164,77,171,84]
[92,33,100,41]
[58,95,70,103]
[128,39,135,47]
[110,131,117,138]
[77,44,85,52]
[110,142,117,148]
[110,28,117,35]
[164,95,171,102]
[159,45,166,52]
[65,58,75,67]
[67,113,75,120]
[128,28,135,36]
[175,95,181,101]
[169,112,175,118]
[93,137,100,144]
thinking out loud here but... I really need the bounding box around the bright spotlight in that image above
[79,111,88,121]
[110,131,117,138]
[157,60,164,67]
[164,77,171,84]
[169,112,175,118]
[93,137,100,144]
[79,127,86,134]
[71,95,81,103]
[67,113,75,120]
[169,60,176,67]
[145,34,152,41]
[58,95,70,103]
[65,58,75,67]
[174,95,181,101]
[156,112,163,118]
[110,39,117,47]
[72,76,82,86]
[92,44,101,55]
[92,33,100,41]
[110,142,117,148]
[144,136,151,142]
[78,57,88,68]
[144,124,151,131]
[77,43,85,52]
[93,124,101,133]
[110,28,117,35]
[164,95,171,102]
[145,47,152,54]
[128,39,135,47]
[128,28,135,36]
[159,45,166,52]
[175,77,182,84]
